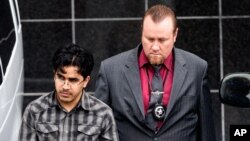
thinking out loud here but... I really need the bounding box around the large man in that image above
[95,4,216,141]
[19,44,119,141]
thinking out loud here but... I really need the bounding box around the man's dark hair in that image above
[52,43,94,79]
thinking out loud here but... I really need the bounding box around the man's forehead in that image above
[55,66,82,77]
[56,66,79,72]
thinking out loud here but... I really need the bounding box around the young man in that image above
[95,4,216,141]
[19,44,119,141]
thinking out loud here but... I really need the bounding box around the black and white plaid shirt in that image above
[19,91,119,141]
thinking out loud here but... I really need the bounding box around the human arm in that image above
[19,105,37,141]
[95,61,110,105]
[197,63,216,141]
[99,109,119,141]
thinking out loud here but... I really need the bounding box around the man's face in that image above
[141,15,178,65]
[54,66,89,110]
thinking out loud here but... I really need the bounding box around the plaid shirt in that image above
[19,91,119,141]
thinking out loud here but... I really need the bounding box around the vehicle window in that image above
[0,0,16,85]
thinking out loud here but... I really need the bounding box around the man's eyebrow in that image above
[56,72,82,80]
[68,77,80,80]
[56,73,63,76]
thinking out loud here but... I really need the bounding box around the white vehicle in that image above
[0,0,24,140]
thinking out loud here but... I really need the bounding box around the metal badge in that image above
[153,104,166,121]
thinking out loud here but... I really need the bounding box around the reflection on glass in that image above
[220,73,250,107]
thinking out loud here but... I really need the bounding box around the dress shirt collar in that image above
[138,49,173,71]
[52,90,87,112]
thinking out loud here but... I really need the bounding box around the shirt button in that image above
[154,137,157,141]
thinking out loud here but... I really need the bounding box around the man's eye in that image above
[159,39,166,42]
[58,75,64,80]
[69,79,79,83]
[148,38,154,42]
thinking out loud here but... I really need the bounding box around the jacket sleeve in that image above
[95,61,111,105]
[198,62,217,141]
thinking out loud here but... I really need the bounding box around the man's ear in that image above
[53,70,56,79]
[82,76,90,88]
[174,27,179,42]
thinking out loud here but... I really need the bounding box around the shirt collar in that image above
[81,91,92,111]
[138,50,174,71]
[51,90,59,107]
[53,90,85,112]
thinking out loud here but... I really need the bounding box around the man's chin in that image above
[149,59,164,65]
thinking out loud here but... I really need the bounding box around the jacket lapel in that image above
[124,46,145,120]
[164,48,188,120]
[123,47,188,132]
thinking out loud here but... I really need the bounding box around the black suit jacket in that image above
[95,44,216,141]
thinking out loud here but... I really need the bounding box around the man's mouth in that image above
[60,92,70,97]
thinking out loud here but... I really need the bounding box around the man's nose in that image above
[62,80,70,89]
[152,41,160,50]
